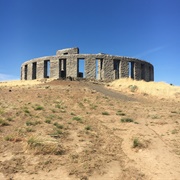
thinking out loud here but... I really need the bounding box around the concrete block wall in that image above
[21,47,154,82]
[37,61,44,79]
[27,63,32,80]
[85,57,96,79]
[56,47,79,56]
[50,58,59,79]
[103,56,114,80]
[120,59,129,78]
[134,62,141,80]
[66,56,78,77]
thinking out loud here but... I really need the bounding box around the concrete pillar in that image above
[37,61,44,79]
[120,58,129,78]
[85,57,96,79]
[144,64,149,81]
[141,64,145,80]
[150,66,154,81]
[27,63,32,80]
[21,66,24,80]
[66,56,78,77]
[50,58,59,79]
[103,56,114,80]
[134,62,141,80]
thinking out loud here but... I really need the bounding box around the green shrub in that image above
[128,85,138,92]
[7,117,13,121]
[26,127,35,132]
[0,119,10,126]
[34,105,44,111]
[53,122,63,129]
[4,135,14,141]
[121,118,134,123]
[26,120,41,126]
[72,116,82,122]
[85,125,92,131]
[49,129,63,138]
[24,107,30,114]
[116,110,126,116]
[102,111,110,115]
[133,138,140,148]
[45,119,51,124]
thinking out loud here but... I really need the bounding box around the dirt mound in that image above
[108,78,180,100]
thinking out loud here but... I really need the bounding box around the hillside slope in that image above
[0,79,180,180]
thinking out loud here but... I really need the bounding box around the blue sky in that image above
[0,0,180,85]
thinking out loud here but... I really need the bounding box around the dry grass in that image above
[108,78,180,99]
[0,78,54,87]
[27,136,64,155]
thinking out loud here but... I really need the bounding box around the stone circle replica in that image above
[21,47,154,81]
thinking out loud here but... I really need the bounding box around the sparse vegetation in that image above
[90,104,98,110]
[53,122,63,129]
[116,110,126,116]
[27,136,64,155]
[26,127,35,132]
[45,119,51,124]
[26,120,41,126]
[50,129,63,137]
[85,125,92,131]
[102,111,110,115]
[128,85,138,92]
[172,129,178,134]
[133,138,140,148]
[72,116,82,122]
[23,107,30,114]
[0,119,10,126]
[4,135,14,141]
[121,118,134,123]
[34,105,44,111]
[0,79,180,179]
[171,111,178,114]
[151,115,159,119]
[7,117,13,121]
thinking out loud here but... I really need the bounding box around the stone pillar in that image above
[141,64,145,80]
[144,64,150,81]
[27,63,32,80]
[103,56,114,80]
[37,61,44,79]
[151,66,154,81]
[21,66,24,80]
[66,56,78,77]
[96,59,104,80]
[120,58,129,78]
[134,62,141,80]
[50,58,59,79]
[85,57,96,79]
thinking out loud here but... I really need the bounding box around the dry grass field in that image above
[0,78,179,180]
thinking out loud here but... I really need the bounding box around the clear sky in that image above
[0,0,180,85]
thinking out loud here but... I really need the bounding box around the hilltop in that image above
[0,79,179,180]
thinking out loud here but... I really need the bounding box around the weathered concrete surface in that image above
[21,47,154,82]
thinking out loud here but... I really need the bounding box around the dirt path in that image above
[84,82,136,102]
